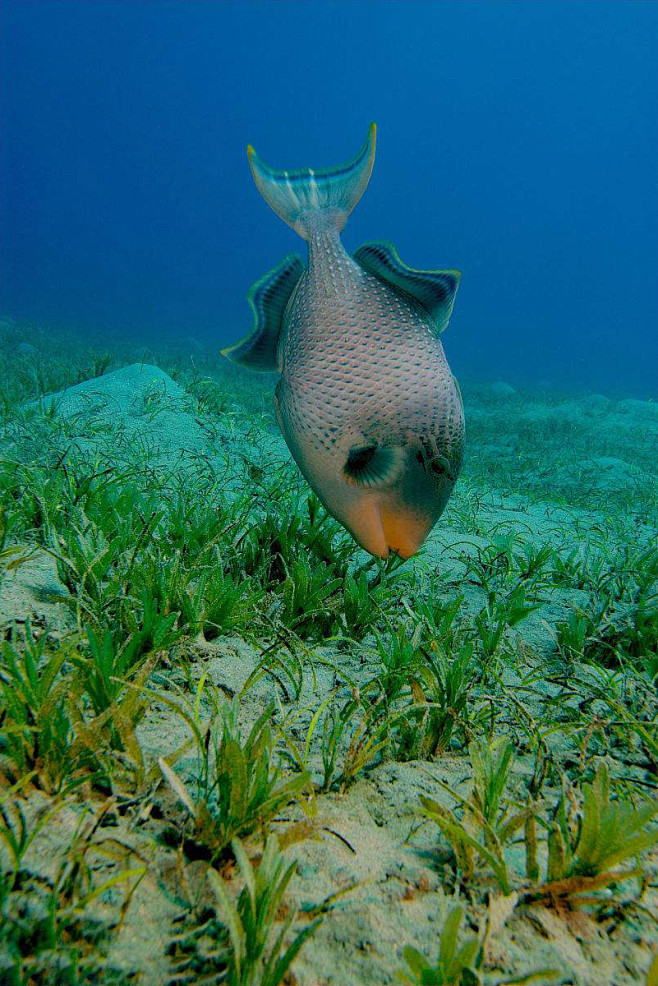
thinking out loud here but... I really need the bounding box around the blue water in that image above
[1,0,656,396]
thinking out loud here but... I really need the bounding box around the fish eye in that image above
[429,455,453,480]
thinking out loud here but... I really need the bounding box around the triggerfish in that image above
[222,125,464,559]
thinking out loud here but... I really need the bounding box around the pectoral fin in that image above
[354,241,460,335]
[342,444,406,488]
[221,254,304,370]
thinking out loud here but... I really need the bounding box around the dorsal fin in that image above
[354,241,461,335]
[221,254,304,371]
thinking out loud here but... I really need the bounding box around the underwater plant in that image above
[528,763,658,905]
[394,640,476,760]
[206,838,322,986]
[0,793,144,986]
[159,695,310,860]
[420,738,528,896]
[0,624,87,793]
[397,900,559,985]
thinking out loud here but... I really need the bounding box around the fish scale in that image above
[222,125,464,559]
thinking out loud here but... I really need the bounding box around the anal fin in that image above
[222,254,304,371]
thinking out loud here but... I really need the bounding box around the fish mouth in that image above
[380,502,432,559]
[347,497,432,560]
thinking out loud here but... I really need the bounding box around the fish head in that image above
[339,428,463,559]
[275,382,464,560]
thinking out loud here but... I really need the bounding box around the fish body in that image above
[223,126,464,559]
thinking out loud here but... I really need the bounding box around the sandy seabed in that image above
[1,323,657,985]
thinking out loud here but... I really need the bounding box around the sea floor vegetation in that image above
[1,314,657,985]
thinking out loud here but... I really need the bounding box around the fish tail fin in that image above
[247,123,376,240]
